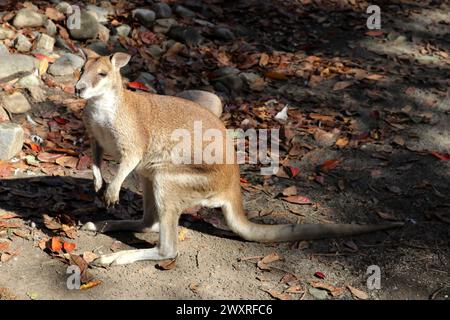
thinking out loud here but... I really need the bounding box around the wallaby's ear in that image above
[111,52,131,69]
[82,48,100,60]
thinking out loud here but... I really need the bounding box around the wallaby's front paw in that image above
[94,179,103,193]
[103,187,119,208]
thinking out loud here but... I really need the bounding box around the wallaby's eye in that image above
[98,72,108,77]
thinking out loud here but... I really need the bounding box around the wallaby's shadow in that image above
[0,175,238,249]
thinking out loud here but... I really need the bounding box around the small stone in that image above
[45,19,57,36]
[35,33,55,53]
[167,26,202,46]
[174,5,196,18]
[211,67,243,92]
[14,34,32,52]
[135,72,155,87]
[0,92,31,114]
[147,45,164,58]
[18,74,41,88]
[152,2,172,18]
[13,8,46,28]
[309,288,329,300]
[115,24,131,37]
[0,106,9,123]
[177,90,222,117]
[55,1,71,14]
[213,27,235,41]
[0,54,37,82]
[132,9,156,28]
[48,53,84,76]
[97,24,110,42]
[0,122,24,160]
[87,41,111,56]
[0,26,15,40]
[67,10,99,40]
[86,5,109,24]
[0,44,8,56]
[154,18,177,34]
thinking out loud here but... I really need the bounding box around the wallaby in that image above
[76,50,403,266]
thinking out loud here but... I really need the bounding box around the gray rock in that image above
[68,10,99,40]
[213,27,235,41]
[154,18,177,34]
[0,43,9,56]
[174,5,195,18]
[0,91,31,114]
[309,288,329,300]
[0,122,24,160]
[36,33,55,53]
[0,26,15,40]
[211,67,243,92]
[152,3,172,18]
[147,45,164,58]
[18,73,42,88]
[115,24,131,37]
[98,24,110,42]
[45,19,57,36]
[193,19,215,27]
[56,1,71,14]
[0,54,37,82]
[48,53,84,76]
[14,34,32,52]
[135,72,155,86]
[87,41,111,56]
[177,90,222,117]
[0,106,9,122]
[132,9,155,28]
[167,26,202,46]
[13,8,46,28]
[86,5,109,24]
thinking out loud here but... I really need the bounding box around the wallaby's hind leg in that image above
[82,177,160,233]
[93,176,179,266]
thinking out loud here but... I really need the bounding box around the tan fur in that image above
[77,50,403,266]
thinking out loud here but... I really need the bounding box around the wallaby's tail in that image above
[176,90,223,118]
[221,193,403,242]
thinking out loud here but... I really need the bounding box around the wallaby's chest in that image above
[84,102,122,159]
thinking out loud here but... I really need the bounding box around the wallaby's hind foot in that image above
[93,247,176,266]
[82,220,160,233]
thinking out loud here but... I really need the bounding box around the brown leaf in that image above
[310,281,344,297]
[280,273,297,284]
[285,284,303,293]
[265,71,288,80]
[47,237,63,252]
[45,7,65,21]
[376,211,400,221]
[0,251,16,263]
[335,137,349,147]
[55,156,78,169]
[0,211,18,219]
[0,242,10,251]
[43,214,62,230]
[282,195,312,205]
[347,285,369,300]
[282,186,298,197]
[37,152,63,163]
[333,81,353,91]
[82,251,98,264]
[257,252,281,270]
[80,280,102,290]
[259,53,270,66]
[263,289,291,300]
[157,258,176,270]
[70,254,93,284]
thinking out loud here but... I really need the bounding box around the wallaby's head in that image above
[76,49,131,99]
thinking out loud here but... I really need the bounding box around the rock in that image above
[135,72,155,87]
[193,19,215,27]
[240,72,265,91]
[0,106,9,123]
[13,8,46,28]
[177,90,222,117]
[18,73,41,88]
[115,24,131,37]
[35,33,55,53]
[154,18,177,34]
[27,86,46,102]
[0,54,37,82]
[147,45,164,58]
[98,24,110,42]
[213,27,235,41]
[0,26,15,40]
[86,5,109,24]
[45,19,57,36]
[174,5,196,18]
[211,67,243,92]
[48,53,84,76]
[0,43,9,56]
[167,26,202,46]
[0,91,31,114]
[152,2,172,18]
[0,122,24,160]
[87,41,111,55]
[14,34,32,52]
[56,1,71,14]
[68,10,99,40]
[309,288,329,300]
[132,9,155,28]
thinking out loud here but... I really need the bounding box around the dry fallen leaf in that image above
[80,280,102,290]
[56,156,79,169]
[157,258,176,270]
[263,289,291,300]
[333,81,353,91]
[257,252,282,270]
[178,227,189,242]
[282,195,312,205]
[282,186,298,197]
[347,285,369,300]
[310,281,344,297]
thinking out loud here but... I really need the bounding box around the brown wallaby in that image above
[76,50,403,266]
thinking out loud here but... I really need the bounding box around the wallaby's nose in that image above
[75,81,87,96]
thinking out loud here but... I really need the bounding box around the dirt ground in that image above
[0,0,449,300]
